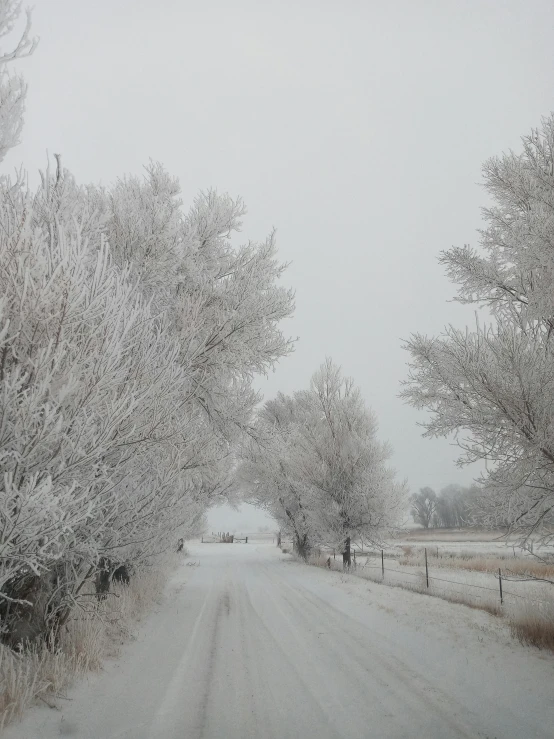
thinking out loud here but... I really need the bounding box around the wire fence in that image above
[281,542,554,613]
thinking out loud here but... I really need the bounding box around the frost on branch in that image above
[402,114,554,548]
[100,165,295,446]
[0,1,37,163]
[0,159,294,643]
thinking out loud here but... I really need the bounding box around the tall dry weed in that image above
[509,605,554,652]
[0,554,178,731]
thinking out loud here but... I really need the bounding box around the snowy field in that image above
[299,530,554,619]
[326,551,553,619]
[5,537,554,739]
[392,527,554,555]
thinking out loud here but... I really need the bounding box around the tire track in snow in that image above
[5,544,554,739]
[264,566,480,738]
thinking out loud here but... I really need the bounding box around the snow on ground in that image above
[339,552,553,616]
[393,527,554,555]
[308,529,554,616]
[4,537,554,739]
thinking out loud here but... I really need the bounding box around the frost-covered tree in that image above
[0,155,294,643]
[0,3,294,640]
[240,360,405,563]
[89,167,297,563]
[410,487,437,529]
[239,393,315,559]
[433,484,476,528]
[98,165,295,448]
[298,360,405,564]
[0,161,198,640]
[0,1,37,162]
[402,114,554,548]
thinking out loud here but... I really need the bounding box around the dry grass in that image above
[458,558,554,578]
[0,554,178,732]
[509,606,554,652]
[437,591,503,617]
[396,528,505,543]
[399,547,554,580]
[307,553,330,568]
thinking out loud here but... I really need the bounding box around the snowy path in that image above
[6,540,554,739]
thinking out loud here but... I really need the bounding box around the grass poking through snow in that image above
[0,554,180,732]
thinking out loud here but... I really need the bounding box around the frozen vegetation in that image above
[1,1,554,735]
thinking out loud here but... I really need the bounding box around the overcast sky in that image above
[6,0,554,530]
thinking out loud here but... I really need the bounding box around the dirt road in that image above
[6,540,554,738]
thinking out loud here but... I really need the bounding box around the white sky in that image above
[5,0,554,529]
[207,503,276,535]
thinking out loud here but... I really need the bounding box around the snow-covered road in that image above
[6,540,554,738]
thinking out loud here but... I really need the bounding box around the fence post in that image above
[381,549,384,578]
[499,568,503,605]
[425,547,429,588]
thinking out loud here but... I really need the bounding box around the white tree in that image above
[297,359,405,564]
[433,484,476,528]
[240,360,406,563]
[0,4,295,637]
[78,169,295,587]
[239,393,315,559]
[0,156,295,643]
[410,487,437,529]
[0,166,163,637]
[0,1,37,162]
[402,114,554,548]
[98,166,295,507]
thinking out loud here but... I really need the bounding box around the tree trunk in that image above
[95,557,112,600]
[342,536,351,570]
[294,533,310,560]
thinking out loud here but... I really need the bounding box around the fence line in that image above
[277,539,554,607]
[318,548,554,608]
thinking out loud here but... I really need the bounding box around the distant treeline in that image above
[409,485,482,529]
